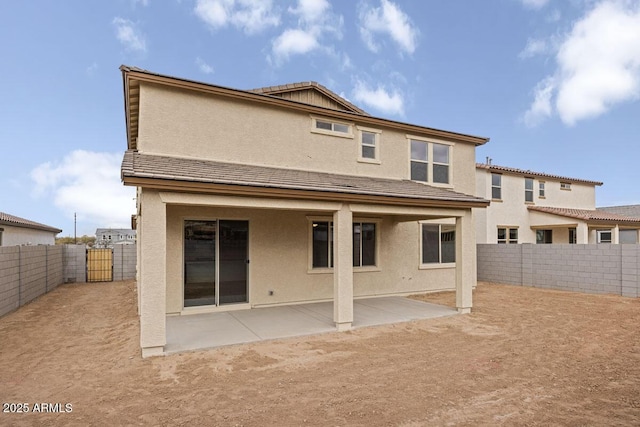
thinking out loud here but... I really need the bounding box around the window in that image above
[409,138,451,184]
[597,230,612,244]
[491,174,502,199]
[422,224,455,264]
[410,139,428,182]
[311,221,376,268]
[560,182,571,190]
[536,229,553,244]
[497,227,518,244]
[311,117,352,137]
[539,182,545,198]
[569,228,577,244]
[353,222,376,267]
[620,229,638,244]
[525,178,534,203]
[358,127,381,162]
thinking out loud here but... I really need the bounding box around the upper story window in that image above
[357,126,381,163]
[539,182,545,198]
[525,178,534,203]
[491,173,502,200]
[409,137,451,185]
[560,182,572,191]
[311,116,353,138]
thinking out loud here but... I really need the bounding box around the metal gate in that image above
[87,248,113,282]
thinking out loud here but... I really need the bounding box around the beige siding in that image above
[136,83,478,196]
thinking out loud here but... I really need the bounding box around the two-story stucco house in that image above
[119,66,490,357]
[94,228,137,248]
[0,211,61,246]
[476,162,640,244]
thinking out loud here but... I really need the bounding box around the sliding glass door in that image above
[184,220,248,307]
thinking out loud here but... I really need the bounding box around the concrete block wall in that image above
[18,246,48,306]
[0,247,20,317]
[478,244,640,297]
[63,244,87,283]
[113,244,137,281]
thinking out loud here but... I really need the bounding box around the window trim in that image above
[419,221,456,269]
[307,216,381,273]
[596,229,612,244]
[407,135,453,187]
[310,115,354,139]
[539,181,546,198]
[524,177,534,203]
[497,226,518,244]
[357,125,382,164]
[491,173,502,200]
[560,182,572,191]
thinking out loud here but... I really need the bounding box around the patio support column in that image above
[576,223,589,244]
[139,190,166,357]
[613,225,620,244]
[333,203,353,331]
[455,209,474,314]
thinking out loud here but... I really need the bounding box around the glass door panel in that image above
[219,220,248,305]
[184,220,217,307]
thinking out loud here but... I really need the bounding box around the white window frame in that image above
[491,173,502,200]
[597,230,612,244]
[539,181,546,198]
[307,217,381,273]
[407,136,453,187]
[419,221,456,269]
[310,115,353,139]
[560,182,572,191]
[357,125,381,164]
[525,178,534,203]
[497,227,518,244]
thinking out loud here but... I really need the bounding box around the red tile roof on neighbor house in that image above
[528,206,640,225]
[476,163,603,186]
[0,212,62,233]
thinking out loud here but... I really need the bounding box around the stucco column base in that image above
[457,307,471,314]
[141,346,165,358]
[335,322,352,331]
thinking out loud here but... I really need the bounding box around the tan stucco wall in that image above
[0,225,56,246]
[136,83,478,196]
[476,169,597,244]
[164,203,458,314]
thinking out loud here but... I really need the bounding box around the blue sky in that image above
[2,0,640,237]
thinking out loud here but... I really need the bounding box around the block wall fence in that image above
[0,244,137,318]
[477,244,640,298]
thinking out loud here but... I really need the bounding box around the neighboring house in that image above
[0,211,61,246]
[119,66,490,357]
[94,228,137,248]
[476,162,640,244]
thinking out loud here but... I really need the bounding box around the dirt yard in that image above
[1,280,639,426]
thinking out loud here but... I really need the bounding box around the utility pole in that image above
[74,212,77,244]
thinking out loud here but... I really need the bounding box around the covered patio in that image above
[166,296,456,354]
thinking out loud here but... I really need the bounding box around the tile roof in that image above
[476,163,603,186]
[122,150,489,207]
[0,212,62,233]
[249,81,369,115]
[528,206,640,224]
[597,204,640,217]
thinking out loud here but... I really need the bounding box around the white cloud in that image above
[31,151,135,229]
[86,62,98,75]
[359,0,419,54]
[269,0,343,65]
[523,77,556,126]
[352,80,404,116]
[195,57,214,74]
[112,17,147,53]
[521,0,550,9]
[131,0,149,6]
[518,38,549,59]
[523,0,640,126]
[194,0,280,34]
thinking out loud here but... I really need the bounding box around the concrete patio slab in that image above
[165,296,457,354]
